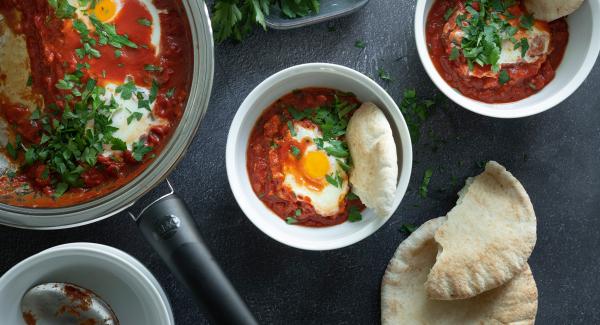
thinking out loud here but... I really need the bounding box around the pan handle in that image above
[136,194,258,325]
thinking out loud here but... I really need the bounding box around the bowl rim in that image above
[226,62,413,250]
[0,242,174,325]
[414,0,600,119]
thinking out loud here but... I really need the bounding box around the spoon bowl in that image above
[21,283,118,325]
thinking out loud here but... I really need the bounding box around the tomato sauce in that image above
[426,0,569,103]
[247,88,364,227]
[0,0,192,207]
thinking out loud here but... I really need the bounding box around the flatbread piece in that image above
[524,0,584,21]
[381,217,538,325]
[346,102,398,217]
[426,161,537,300]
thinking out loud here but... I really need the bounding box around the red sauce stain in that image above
[247,88,365,227]
[22,311,37,325]
[426,0,569,103]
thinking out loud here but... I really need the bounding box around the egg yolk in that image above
[91,0,118,22]
[301,151,330,180]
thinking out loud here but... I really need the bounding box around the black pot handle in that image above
[136,194,258,325]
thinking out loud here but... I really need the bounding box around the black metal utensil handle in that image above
[136,194,258,325]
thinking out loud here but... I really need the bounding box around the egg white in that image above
[284,123,350,216]
[101,82,167,153]
[498,26,550,65]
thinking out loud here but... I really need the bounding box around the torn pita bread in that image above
[426,161,537,300]
[381,217,538,325]
[524,0,583,22]
[346,102,398,217]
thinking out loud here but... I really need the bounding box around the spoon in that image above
[21,283,118,325]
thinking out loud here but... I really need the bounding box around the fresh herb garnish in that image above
[286,217,298,224]
[399,89,437,144]
[325,171,343,188]
[287,120,296,137]
[26,75,33,87]
[127,112,143,125]
[131,140,153,161]
[355,40,366,49]
[137,18,152,27]
[295,209,302,216]
[400,223,417,234]
[348,206,362,222]
[290,145,301,158]
[498,70,510,85]
[377,68,393,82]
[453,1,535,73]
[166,87,176,98]
[212,0,320,42]
[419,169,433,198]
[444,7,455,21]
[144,64,162,72]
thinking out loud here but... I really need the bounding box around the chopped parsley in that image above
[137,18,152,27]
[444,7,455,21]
[400,223,417,234]
[452,0,533,73]
[166,87,176,98]
[325,171,343,188]
[290,145,301,158]
[286,217,298,224]
[354,40,366,49]
[127,112,143,125]
[348,206,362,222]
[498,70,510,85]
[419,169,433,198]
[377,68,393,82]
[399,89,437,144]
[26,75,33,87]
[132,140,153,161]
[144,64,162,72]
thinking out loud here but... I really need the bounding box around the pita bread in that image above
[381,217,538,325]
[524,0,583,21]
[346,102,398,217]
[426,161,537,300]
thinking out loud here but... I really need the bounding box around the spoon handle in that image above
[136,195,258,325]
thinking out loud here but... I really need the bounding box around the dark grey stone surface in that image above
[2,0,600,324]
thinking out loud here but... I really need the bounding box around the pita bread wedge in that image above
[426,161,537,300]
[346,102,398,217]
[524,0,583,22]
[381,217,538,325]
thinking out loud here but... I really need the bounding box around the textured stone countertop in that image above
[1,0,600,323]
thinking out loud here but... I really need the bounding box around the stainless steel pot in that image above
[0,0,213,229]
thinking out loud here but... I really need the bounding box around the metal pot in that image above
[0,0,213,229]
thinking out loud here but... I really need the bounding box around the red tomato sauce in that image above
[426,0,569,103]
[0,0,192,207]
[247,88,364,227]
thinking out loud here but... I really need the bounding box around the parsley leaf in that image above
[348,206,362,222]
[290,145,301,158]
[131,141,153,161]
[355,40,365,49]
[377,68,393,82]
[400,223,417,234]
[498,70,510,85]
[419,169,433,198]
[137,18,152,26]
[286,217,298,224]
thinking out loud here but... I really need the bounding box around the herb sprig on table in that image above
[451,0,534,78]
[211,0,320,42]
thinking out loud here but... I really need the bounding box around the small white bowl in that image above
[0,243,174,325]
[226,63,413,250]
[415,0,600,118]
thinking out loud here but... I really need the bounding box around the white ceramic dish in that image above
[0,243,174,325]
[415,0,600,118]
[226,63,413,251]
